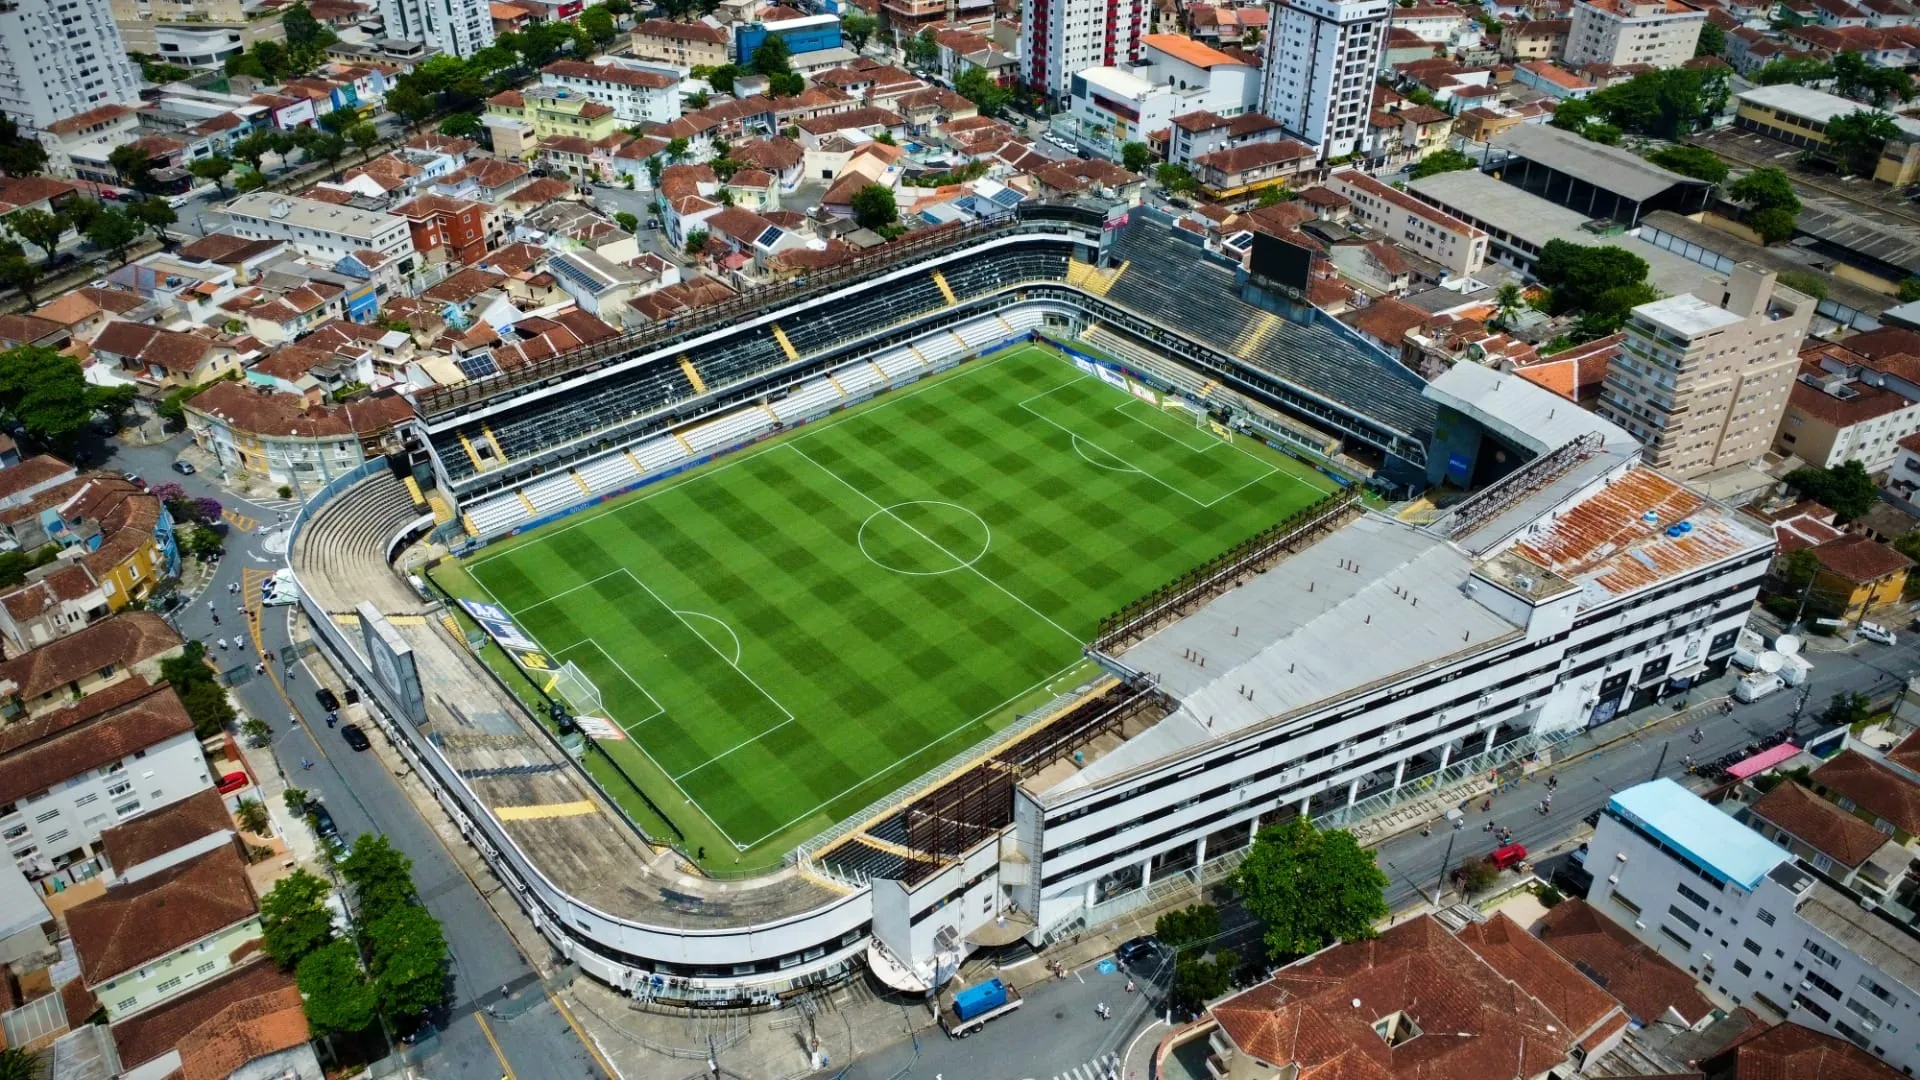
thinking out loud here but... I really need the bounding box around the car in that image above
[170,460,195,475]
[1489,842,1528,870]
[216,770,249,794]
[1116,936,1160,969]
[121,471,145,489]
[316,687,341,711]
[1861,621,1898,646]
[307,802,338,839]
[341,723,370,751]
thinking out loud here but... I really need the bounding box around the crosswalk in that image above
[222,508,260,532]
[1048,1052,1119,1080]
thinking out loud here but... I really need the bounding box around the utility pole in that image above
[1650,741,1668,782]
[1431,830,1457,906]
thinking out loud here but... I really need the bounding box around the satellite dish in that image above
[1758,652,1786,673]
[1775,634,1802,657]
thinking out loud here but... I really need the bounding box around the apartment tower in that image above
[1564,0,1706,69]
[1259,0,1393,160]
[1597,262,1812,478]
[1021,0,1146,101]
[378,0,494,58]
[0,0,139,136]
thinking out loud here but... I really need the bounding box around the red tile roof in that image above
[1748,780,1888,869]
[100,788,236,875]
[110,961,296,1070]
[1704,1020,1904,1080]
[1812,750,1920,837]
[0,613,181,704]
[1812,534,1913,584]
[67,845,257,985]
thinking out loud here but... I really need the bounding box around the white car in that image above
[1861,621,1898,646]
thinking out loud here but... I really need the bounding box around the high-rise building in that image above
[108,0,284,71]
[0,0,140,137]
[1259,0,1392,160]
[1597,263,1812,479]
[1021,0,1146,102]
[378,0,494,58]
[1564,0,1705,69]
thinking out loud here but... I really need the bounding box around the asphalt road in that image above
[1373,632,1920,909]
[109,435,603,1080]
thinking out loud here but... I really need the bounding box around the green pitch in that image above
[459,344,1337,864]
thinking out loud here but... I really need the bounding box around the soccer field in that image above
[459,344,1337,863]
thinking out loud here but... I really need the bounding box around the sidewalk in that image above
[233,716,321,867]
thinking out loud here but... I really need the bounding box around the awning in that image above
[1728,742,1800,780]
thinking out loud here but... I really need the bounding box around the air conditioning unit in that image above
[1616,852,1628,862]
[1607,874,1619,884]
[1802,981,1813,991]
[1634,920,1647,930]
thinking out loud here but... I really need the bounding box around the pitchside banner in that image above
[458,598,552,671]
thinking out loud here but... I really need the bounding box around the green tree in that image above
[955,65,1012,117]
[5,208,65,263]
[1730,166,1801,243]
[235,798,270,835]
[842,10,877,49]
[767,71,804,97]
[1754,56,1831,86]
[252,39,291,79]
[1256,185,1289,206]
[348,122,380,152]
[751,34,791,76]
[261,869,337,969]
[182,525,225,560]
[1786,459,1878,521]
[1579,281,1660,337]
[1154,904,1222,955]
[0,242,34,305]
[296,939,378,1036]
[706,63,739,93]
[230,131,275,172]
[1826,690,1873,727]
[91,384,137,432]
[0,1048,45,1080]
[1534,240,1652,323]
[85,205,141,259]
[613,210,640,233]
[438,112,482,138]
[1491,280,1525,329]
[318,108,359,135]
[904,28,939,71]
[0,115,48,177]
[1778,269,1829,299]
[684,228,709,255]
[189,155,236,192]
[1232,816,1388,961]
[1458,857,1499,894]
[130,197,177,240]
[0,344,112,447]
[1647,143,1728,183]
[160,640,237,736]
[1407,147,1473,180]
[386,84,437,127]
[1170,950,1237,1012]
[365,904,448,1019]
[1121,141,1152,174]
[342,834,417,913]
[850,183,897,229]
[284,787,311,817]
[107,144,158,193]
[1826,109,1900,176]
[1834,49,1911,106]
[1696,21,1725,55]
[1155,161,1197,193]
[1549,96,1595,133]
[580,4,617,44]
[665,135,690,160]
[1901,277,1920,303]
[282,2,336,48]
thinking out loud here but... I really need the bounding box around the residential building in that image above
[484,86,621,161]
[182,382,413,495]
[1565,0,1707,68]
[1021,0,1147,101]
[1065,35,1258,157]
[108,0,284,69]
[1259,0,1393,158]
[1806,534,1913,620]
[99,788,238,884]
[378,0,494,57]
[0,611,183,718]
[1737,780,1916,907]
[109,960,312,1080]
[90,322,245,391]
[1203,914,1629,1080]
[1514,58,1596,97]
[1502,17,1572,58]
[1597,263,1812,478]
[0,859,52,966]
[540,59,682,126]
[630,18,731,69]
[391,193,500,266]
[1735,83,1920,186]
[0,563,112,654]
[68,844,260,1019]
[1325,168,1490,276]
[1190,139,1318,202]
[0,679,209,887]
[1776,342,1920,471]
[1534,898,1717,1029]
[1587,777,1920,1073]
[0,473,177,619]
[221,193,413,268]
[0,0,140,138]
[1165,110,1287,167]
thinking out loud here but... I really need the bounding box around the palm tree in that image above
[236,798,271,836]
[1492,281,1525,330]
[0,1047,47,1080]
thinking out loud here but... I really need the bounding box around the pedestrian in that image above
[255,662,266,675]
[206,600,215,612]
[300,757,313,770]
[211,613,220,625]
[1125,979,1135,993]
[216,637,228,650]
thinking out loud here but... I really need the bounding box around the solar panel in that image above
[989,187,1025,209]
[457,353,499,380]
[754,225,785,249]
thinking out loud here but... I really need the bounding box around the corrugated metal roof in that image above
[1515,468,1768,601]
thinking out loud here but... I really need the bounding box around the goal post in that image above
[546,659,605,720]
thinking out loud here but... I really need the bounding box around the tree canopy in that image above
[260,869,337,969]
[1826,109,1900,176]
[1553,68,1728,142]
[1834,50,1911,106]
[1646,144,1728,184]
[365,905,448,1020]
[1728,167,1801,244]
[1232,817,1388,960]
[955,66,1012,117]
[1408,147,1474,180]
[341,833,417,913]
[1534,240,1658,337]
[851,183,898,230]
[296,939,379,1036]
[1785,459,1878,522]
[0,345,130,448]
[160,640,237,738]
[1121,141,1153,174]
[6,208,66,263]
[0,115,47,177]
[841,10,876,49]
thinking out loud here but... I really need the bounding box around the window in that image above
[1859,975,1896,1004]
[195,961,216,975]
[155,977,181,993]
[1735,959,1753,976]
[1660,924,1694,951]
[1744,938,1762,955]
[1676,882,1711,910]
[1668,904,1702,932]
[1757,909,1776,926]
[1806,940,1841,968]
[116,999,136,1012]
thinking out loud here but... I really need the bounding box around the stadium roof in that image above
[1491,124,1706,202]
[1048,513,1522,795]
[1608,778,1789,889]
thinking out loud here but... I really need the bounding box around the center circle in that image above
[856,501,991,576]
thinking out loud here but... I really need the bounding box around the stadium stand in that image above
[292,471,434,615]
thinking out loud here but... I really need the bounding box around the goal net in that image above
[545,660,605,720]
[1163,398,1234,443]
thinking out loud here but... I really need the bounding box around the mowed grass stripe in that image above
[460,346,1340,854]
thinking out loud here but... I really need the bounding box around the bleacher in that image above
[454,307,1059,541]
[430,242,1077,488]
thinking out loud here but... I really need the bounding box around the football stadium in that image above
[286,203,1774,1007]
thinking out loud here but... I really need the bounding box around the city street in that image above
[107,435,603,1080]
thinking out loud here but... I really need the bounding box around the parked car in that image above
[1489,842,1528,870]
[1116,936,1160,969]
[121,471,145,488]
[341,723,370,751]
[170,460,195,475]
[1861,621,1898,646]
[316,686,341,711]
[216,770,249,794]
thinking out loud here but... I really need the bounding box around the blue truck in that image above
[940,978,1023,1037]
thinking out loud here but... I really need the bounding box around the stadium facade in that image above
[285,204,1776,1006]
